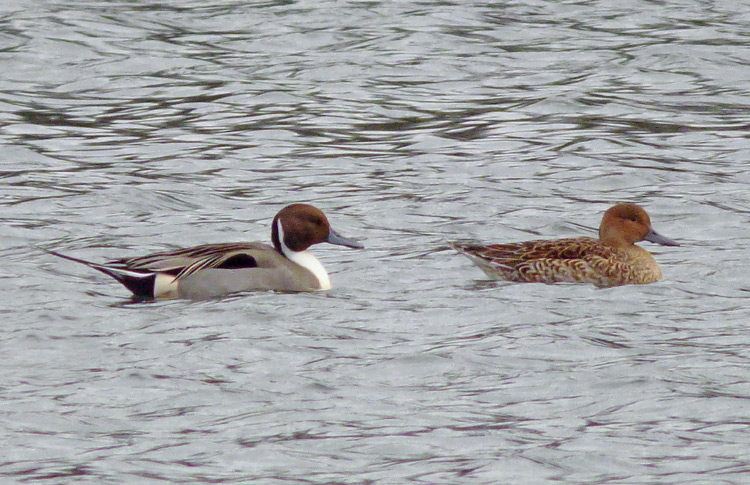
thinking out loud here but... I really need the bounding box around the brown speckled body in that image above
[451,203,678,288]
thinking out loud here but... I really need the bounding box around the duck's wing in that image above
[113,242,277,280]
[451,238,620,284]
[452,237,606,261]
[43,242,286,299]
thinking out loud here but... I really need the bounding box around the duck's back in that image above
[452,237,661,287]
[114,242,323,298]
[112,242,274,273]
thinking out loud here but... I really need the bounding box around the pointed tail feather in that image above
[39,247,156,298]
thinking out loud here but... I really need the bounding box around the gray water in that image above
[2,0,750,483]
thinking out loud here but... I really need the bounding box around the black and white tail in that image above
[41,248,156,298]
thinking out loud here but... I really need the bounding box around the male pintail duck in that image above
[45,204,363,299]
[450,203,679,287]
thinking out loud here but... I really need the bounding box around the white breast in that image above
[277,220,331,289]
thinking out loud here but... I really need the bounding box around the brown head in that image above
[271,204,363,254]
[599,203,679,248]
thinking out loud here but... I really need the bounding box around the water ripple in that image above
[1,0,750,483]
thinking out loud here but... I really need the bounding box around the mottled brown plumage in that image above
[451,203,679,287]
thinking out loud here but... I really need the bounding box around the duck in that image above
[44,203,363,299]
[450,203,679,287]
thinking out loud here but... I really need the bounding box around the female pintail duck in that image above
[450,203,679,287]
[45,203,363,299]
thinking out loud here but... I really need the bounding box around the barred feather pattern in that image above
[451,237,662,287]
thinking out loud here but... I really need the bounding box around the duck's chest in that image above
[598,247,662,285]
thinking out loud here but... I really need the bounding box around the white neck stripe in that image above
[277,219,331,289]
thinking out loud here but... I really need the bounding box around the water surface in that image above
[2,0,750,482]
